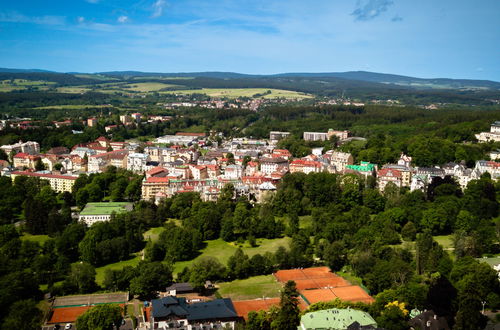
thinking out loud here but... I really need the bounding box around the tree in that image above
[272,280,300,330]
[34,159,45,171]
[76,304,123,330]
[188,257,226,289]
[1,299,42,330]
[65,262,97,293]
[376,301,408,330]
[129,262,173,299]
[454,279,488,330]
[401,221,417,241]
[324,241,347,271]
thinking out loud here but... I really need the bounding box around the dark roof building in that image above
[409,310,450,330]
[165,282,195,295]
[150,296,238,329]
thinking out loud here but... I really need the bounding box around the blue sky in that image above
[0,0,499,80]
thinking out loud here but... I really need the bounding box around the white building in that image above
[1,141,40,155]
[303,132,328,141]
[475,122,500,142]
[127,153,150,173]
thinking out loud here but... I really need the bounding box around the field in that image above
[95,254,142,285]
[217,275,282,300]
[143,226,166,242]
[21,233,51,245]
[0,79,56,92]
[33,104,113,110]
[433,235,454,250]
[479,257,500,267]
[162,88,312,99]
[173,237,291,274]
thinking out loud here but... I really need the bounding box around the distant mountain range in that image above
[0,68,499,90]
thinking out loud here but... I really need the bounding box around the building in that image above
[78,202,133,226]
[303,132,328,141]
[475,160,500,179]
[328,151,354,172]
[155,135,200,146]
[289,159,323,174]
[409,310,449,330]
[87,117,97,127]
[127,153,150,173]
[12,153,40,169]
[165,283,195,296]
[150,296,238,329]
[299,308,378,330]
[269,131,290,142]
[377,168,403,192]
[345,162,377,177]
[131,113,141,123]
[475,121,500,142]
[88,150,128,173]
[260,157,289,175]
[327,129,350,141]
[223,164,243,180]
[1,140,40,155]
[119,115,130,125]
[10,171,78,193]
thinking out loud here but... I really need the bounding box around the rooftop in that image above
[300,308,377,329]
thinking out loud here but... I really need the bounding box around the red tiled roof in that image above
[290,160,321,168]
[377,168,402,178]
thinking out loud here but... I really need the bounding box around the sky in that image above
[0,0,499,81]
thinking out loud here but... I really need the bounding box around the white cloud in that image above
[118,16,129,23]
[77,16,85,23]
[152,0,167,18]
[0,12,65,25]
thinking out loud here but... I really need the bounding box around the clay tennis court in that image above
[274,267,374,305]
[233,297,309,320]
[47,303,125,324]
[331,286,375,304]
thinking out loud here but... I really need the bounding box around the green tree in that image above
[1,299,42,330]
[76,304,123,330]
[272,280,300,330]
[188,257,226,289]
[129,262,173,299]
[65,262,97,293]
[454,279,488,330]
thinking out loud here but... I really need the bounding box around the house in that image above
[475,160,500,179]
[245,161,259,176]
[10,171,78,193]
[377,168,403,192]
[87,117,97,127]
[327,129,350,141]
[88,150,128,173]
[299,308,378,330]
[13,153,40,169]
[150,296,238,329]
[475,121,500,142]
[260,157,289,175]
[70,147,97,158]
[345,162,377,177]
[46,146,69,155]
[327,151,354,172]
[190,165,208,180]
[382,164,412,187]
[272,149,292,160]
[223,164,243,180]
[289,159,323,174]
[78,202,133,226]
[1,140,40,155]
[409,310,449,330]
[96,136,111,149]
[165,283,195,296]
[127,153,150,173]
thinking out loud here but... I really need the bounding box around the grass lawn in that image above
[21,233,51,245]
[217,275,282,300]
[162,88,312,99]
[95,254,142,286]
[143,226,166,242]
[434,235,454,250]
[173,237,291,275]
[122,82,182,92]
[478,257,500,267]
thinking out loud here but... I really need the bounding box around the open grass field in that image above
[21,233,51,245]
[434,235,454,250]
[0,79,56,92]
[478,257,500,267]
[217,275,282,300]
[143,226,166,242]
[95,254,142,285]
[121,82,181,92]
[173,237,291,274]
[163,88,312,99]
[33,104,113,110]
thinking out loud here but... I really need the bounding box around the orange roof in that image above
[146,166,167,175]
[290,159,322,168]
[377,168,402,178]
[13,152,29,158]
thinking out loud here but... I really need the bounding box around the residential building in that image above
[345,162,378,177]
[490,150,500,161]
[13,153,40,169]
[223,164,243,179]
[260,157,289,175]
[87,117,97,127]
[327,151,354,172]
[189,165,208,180]
[289,159,323,174]
[88,150,128,173]
[269,131,290,142]
[475,160,500,179]
[70,147,97,158]
[409,310,449,330]
[299,308,377,330]
[10,171,78,193]
[303,132,328,141]
[127,153,150,173]
[131,112,141,123]
[327,129,350,140]
[475,121,500,142]
[377,168,403,192]
[150,296,238,329]
[165,283,195,296]
[382,164,412,187]
[1,140,40,155]
[78,202,133,226]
